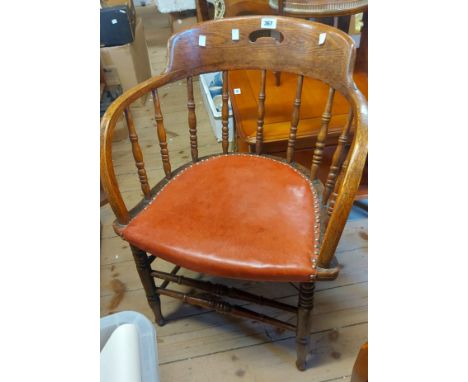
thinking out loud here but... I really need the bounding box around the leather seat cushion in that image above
[122,154,321,282]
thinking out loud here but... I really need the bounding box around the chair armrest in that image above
[100,73,179,225]
[318,87,368,268]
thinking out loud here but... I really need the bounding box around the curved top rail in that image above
[164,16,357,95]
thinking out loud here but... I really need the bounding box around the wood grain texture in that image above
[324,108,353,203]
[255,69,267,154]
[327,150,350,219]
[219,5,368,201]
[228,70,367,145]
[130,245,165,325]
[310,87,335,179]
[100,66,367,374]
[195,0,210,21]
[124,108,152,200]
[186,76,198,162]
[223,0,275,17]
[101,16,368,265]
[151,89,172,179]
[296,282,315,370]
[152,269,297,312]
[100,18,367,370]
[222,71,230,153]
[321,142,358,267]
[163,17,357,92]
[157,287,297,332]
[286,75,304,163]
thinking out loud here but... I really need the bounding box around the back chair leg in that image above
[296,282,315,371]
[130,245,166,326]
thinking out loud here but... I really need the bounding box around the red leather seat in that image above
[122,154,321,282]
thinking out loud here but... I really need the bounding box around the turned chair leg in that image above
[130,245,166,326]
[296,282,315,371]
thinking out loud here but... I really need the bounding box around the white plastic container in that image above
[100,311,159,382]
[199,72,234,142]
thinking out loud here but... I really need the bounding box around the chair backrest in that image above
[101,16,368,268]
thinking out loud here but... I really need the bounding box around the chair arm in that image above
[100,73,181,225]
[318,87,368,268]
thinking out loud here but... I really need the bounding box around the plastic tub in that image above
[100,311,159,382]
[199,72,234,142]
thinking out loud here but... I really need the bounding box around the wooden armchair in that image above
[101,16,367,371]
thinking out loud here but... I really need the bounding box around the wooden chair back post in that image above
[323,107,353,203]
[186,76,199,162]
[151,89,172,179]
[255,69,267,155]
[100,16,368,266]
[221,71,230,153]
[286,75,304,163]
[310,87,335,178]
[125,108,152,200]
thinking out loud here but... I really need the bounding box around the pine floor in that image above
[100,6,368,381]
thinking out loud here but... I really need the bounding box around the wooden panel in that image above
[165,16,357,92]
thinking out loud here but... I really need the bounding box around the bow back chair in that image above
[101,16,368,371]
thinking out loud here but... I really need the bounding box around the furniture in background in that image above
[101,16,368,371]
[225,0,368,200]
[229,70,368,197]
[154,0,216,31]
[270,0,367,19]
[196,0,368,197]
[351,342,368,382]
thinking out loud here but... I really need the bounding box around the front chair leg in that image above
[130,245,166,326]
[296,282,315,371]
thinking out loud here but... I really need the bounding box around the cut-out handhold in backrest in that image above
[249,29,284,43]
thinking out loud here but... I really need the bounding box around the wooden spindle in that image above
[323,108,354,203]
[186,76,198,162]
[327,150,351,218]
[310,87,336,179]
[286,75,304,163]
[156,288,296,332]
[125,108,151,200]
[222,71,229,154]
[255,69,267,155]
[151,89,172,179]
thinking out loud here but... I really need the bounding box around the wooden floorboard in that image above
[100,6,368,381]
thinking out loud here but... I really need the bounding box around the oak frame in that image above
[100,16,368,371]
